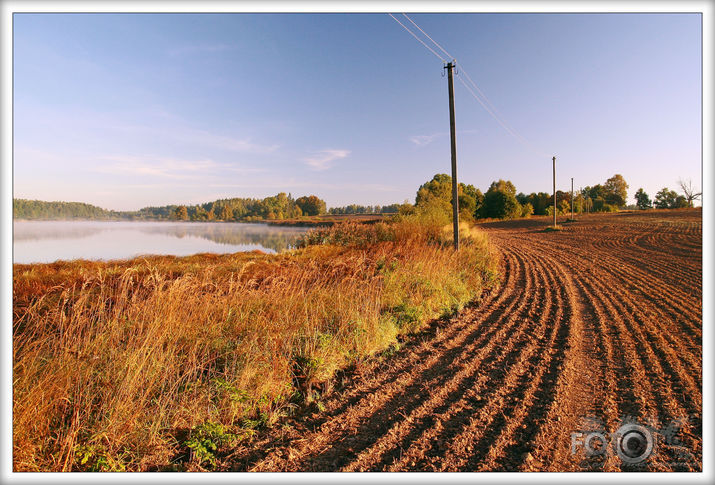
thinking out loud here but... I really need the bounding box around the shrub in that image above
[520,202,534,218]
[185,422,239,467]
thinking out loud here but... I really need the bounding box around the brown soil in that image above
[227,209,702,472]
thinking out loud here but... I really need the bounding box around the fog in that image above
[13,221,309,264]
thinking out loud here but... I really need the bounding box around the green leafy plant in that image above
[185,422,238,467]
[74,443,126,472]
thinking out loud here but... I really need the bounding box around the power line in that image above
[457,76,549,157]
[457,67,549,156]
[387,13,445,62]
[402,14,453,60]
[460,69,509,134]
[391,13,550,158]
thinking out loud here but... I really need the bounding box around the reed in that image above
[13,218,498,471]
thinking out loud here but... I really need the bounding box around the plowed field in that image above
[228,209,702,472]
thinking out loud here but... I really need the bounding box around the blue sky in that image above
[13,13,701,210]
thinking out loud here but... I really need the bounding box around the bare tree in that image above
[677,179,702,208]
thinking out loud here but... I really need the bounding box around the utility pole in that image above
[446,61,459,250]
[571,177,574,220]
[552,156,557,228]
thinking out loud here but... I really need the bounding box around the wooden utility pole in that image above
[571,177,574,220]
[446,62,459,250]
[552,156,557,228]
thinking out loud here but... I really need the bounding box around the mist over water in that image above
[13,221,309,264]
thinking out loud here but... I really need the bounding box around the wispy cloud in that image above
[112,115,281,155]
[410,133,444,146]
[186,129,280,154]
[410,129,479,146]
[302,149,350,171]
[205,181,400,192]
[94,155,256,179]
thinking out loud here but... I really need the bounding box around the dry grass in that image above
[13,218,498,471]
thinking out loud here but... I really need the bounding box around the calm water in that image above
[13,221,310,264]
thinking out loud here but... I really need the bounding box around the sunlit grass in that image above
[13,218,498,471]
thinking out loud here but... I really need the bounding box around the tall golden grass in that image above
[13,218,498,471]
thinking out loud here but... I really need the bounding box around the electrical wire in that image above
[402,14,453,61]
[457,76,550,156]
[392,13,551,158]
[388,13,445,63]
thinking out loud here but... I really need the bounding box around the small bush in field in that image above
[74,443,127,472]
[185,422,239,467]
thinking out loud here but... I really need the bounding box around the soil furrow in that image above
[575,274,695,471]
[576,273,702,470]
[241,250,533,471]
[311,248,543,471]
[376,245,553,471]
[400,246,561,471]
[532,237,702,344]
[227,209,701,473]
[473,250,571,471]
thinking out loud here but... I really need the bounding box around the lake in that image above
[13,221,310,264]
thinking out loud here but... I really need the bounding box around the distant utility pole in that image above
[446,61,459,250]
[552,156,557,228]
[571,177,574,220]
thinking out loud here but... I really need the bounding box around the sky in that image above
[12,13,702,211]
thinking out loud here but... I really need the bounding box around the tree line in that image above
[13,199,115,220]
[634,179,701,210]
[14,175,699,222]
[405,173,699,223]
[13,193,402,222]
[328,204,401,215]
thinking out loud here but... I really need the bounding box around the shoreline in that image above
[13,214,391,227]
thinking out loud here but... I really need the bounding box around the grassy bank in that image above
[13,218,498,471]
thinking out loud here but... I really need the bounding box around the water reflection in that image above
[133,223,306,250]
[13,221,309,264]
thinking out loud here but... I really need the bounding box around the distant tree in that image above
[458,183,482,221]
[416,174,453,207]
[677,178,701,208]
[381,203,401,214]
[398,202,416,216]
[472,188,485,217]
[174,205,189,220]
[634,188,652,210]
[584,184,605,201]
[487,179,517,197]
[458,193,476,221]
[482,180,521,219]
[219,205,233,221]
[192,206,209,221]
[573,193,586,213]
[592,197,606,212]
[415,174,483,221]
[673,195,689,208]
[13,199,112,220]
[603,174,629,207]
[526,192,551,215]
[295,195,327,216]
[654,187,678,209]
[520,202,534,218]
[583,196,593,213]
[559,199,570,215]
